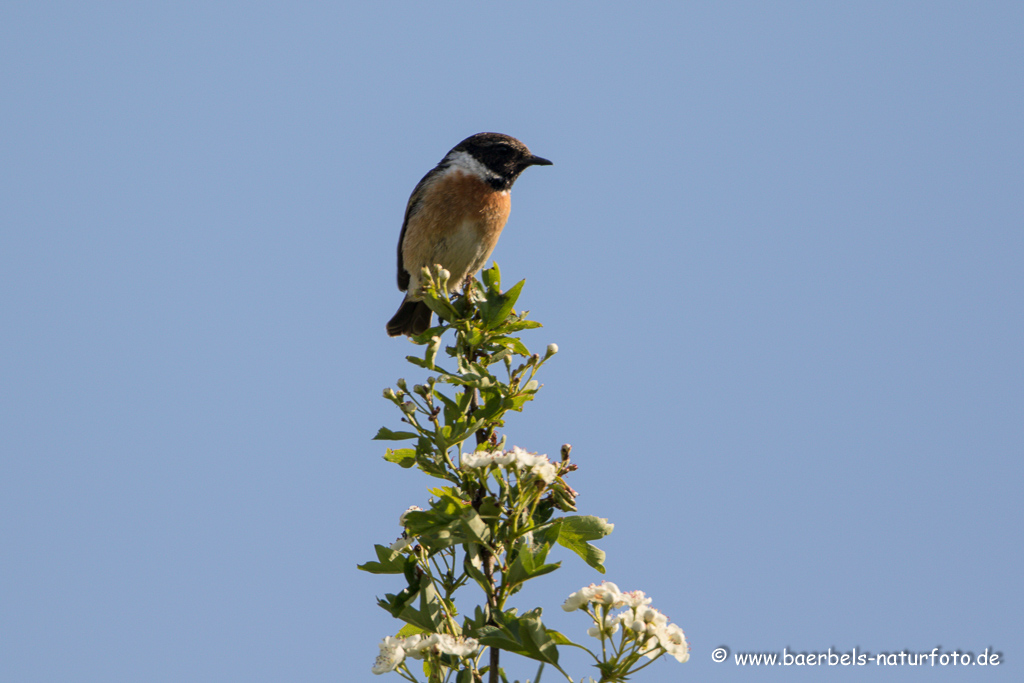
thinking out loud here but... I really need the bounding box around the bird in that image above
[386,132,552,337]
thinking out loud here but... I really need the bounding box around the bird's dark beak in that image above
[526,155,553,167]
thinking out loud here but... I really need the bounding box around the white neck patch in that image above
[443,150,500,182]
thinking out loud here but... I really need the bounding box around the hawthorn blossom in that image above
[614,589,652,609]
[371,636,405,675]
[388,536,412,552]
[460,450,515,469]
[437,634,480,657]
[405,633,480,658]
[461,447,556,483]
[586,613,620,639]
[372,632,480,674]
[511,447,557,484]
[565,584,690,668]
[658,623,690,662]
[562,581,622,611]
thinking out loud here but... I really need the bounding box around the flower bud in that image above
[545,343,559,357]
[396,378,408,391]
[383,388,396,400]
[401,401,416,415]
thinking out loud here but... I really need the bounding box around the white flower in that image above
[510,446,539,467]
[638,606,668,629]
[614,589,652,609]
[563,581,622,611]
[404,634,429,660]
[389,536,412,552]
[371,636,405,674]
[615,610,645,633]
[511,447,557,484]
[533,460,557,484]
[399,506,422,526]
[405,633,480,658]
[586,614,619,639]
[438,634,480,657]
[639,634,662,660]
[657,623,689,662]
[460,451,487,469]
[590,581,621,605]
[562,591,588,612]
[460,450,515,469]
[545,343,559,356]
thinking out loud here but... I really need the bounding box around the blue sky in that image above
[2,2,1021,682]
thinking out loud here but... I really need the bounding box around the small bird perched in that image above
[386,132,552,337]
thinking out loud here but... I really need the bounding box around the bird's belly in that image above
[430,219,500,290]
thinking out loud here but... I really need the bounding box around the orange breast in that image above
[402,170,512,291]
[418,171,510,242]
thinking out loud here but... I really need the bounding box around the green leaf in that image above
[383,448,416,468]
[481,263,501,292]
[472,388,507,423]
[475,608,562,669]
[477,497,502,522]
[388,576,445,632]
[434,389,467,424]
[462,328,485,347]
[396,623,426,638]
[546,630,577,647]
[462,545,488,586]
[434,424,451,451]
[421,291,461,323]
[505,540,561,590]
[397,488,475,553]
[425,335,441,368]
[506,394,534,412]
[460,508,492,544]
[536,516,614,573]
[405,355,435,370]
[503,319,543,332]
[489,335,531,357]
[373,426,418,441]
[480,280,525,330]
[357,544,410,574]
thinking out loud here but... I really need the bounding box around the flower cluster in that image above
[563,582,689,664]
[461,446,557,484]
[372,633,481,675]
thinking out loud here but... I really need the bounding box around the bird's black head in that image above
[450,132,552,191]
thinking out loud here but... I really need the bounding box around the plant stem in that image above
[465,378,501,683]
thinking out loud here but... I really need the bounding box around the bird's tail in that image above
[386,299,433,337]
